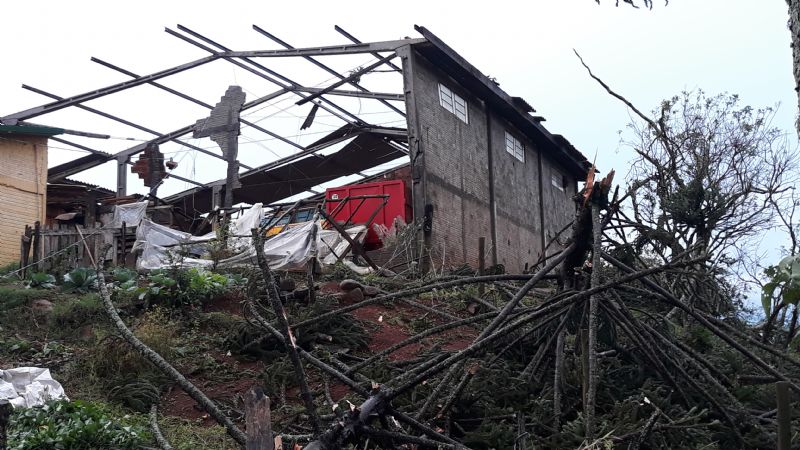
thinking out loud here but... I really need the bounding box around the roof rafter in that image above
[252,25,406,117]
[1,55,219,125]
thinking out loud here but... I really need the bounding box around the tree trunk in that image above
[790,0,800,133]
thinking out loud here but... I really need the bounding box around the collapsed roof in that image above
[1,25,589,217]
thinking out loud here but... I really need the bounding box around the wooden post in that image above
[777,381,791,450]
[244,387,273,450]
[74,225,97,268]
[0,402,11,450]
[32,221,41,272]
[20,225,32,278]
[120,222,127,267]
[478,237,486,296]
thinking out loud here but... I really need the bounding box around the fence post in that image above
[32,221,41,271]
[777,381,791,450]
[19,225,32,278]
[244,386,273,450]
[120,222,127,267]
[478,237,486,296]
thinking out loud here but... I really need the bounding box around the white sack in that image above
[0,367,68,409]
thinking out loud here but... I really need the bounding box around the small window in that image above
[453,95,468,123]
[505,131,525,162]
[439,84,454,113]
[438,83,468,124]
[552,173,565,192]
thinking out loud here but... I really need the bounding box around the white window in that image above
[505,131,525,162]
[552,173,565,191]
[438,83,468,124]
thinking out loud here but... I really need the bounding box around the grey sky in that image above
[1,0,796,280]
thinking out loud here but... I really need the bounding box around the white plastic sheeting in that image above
[134,203,369,272]
[109,201,148,228]
[0,367,68,409]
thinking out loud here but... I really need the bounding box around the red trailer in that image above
[325,180,411,249]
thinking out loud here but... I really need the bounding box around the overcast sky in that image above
[1,0,796,282]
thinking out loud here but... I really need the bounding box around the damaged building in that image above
[0,25,589,272]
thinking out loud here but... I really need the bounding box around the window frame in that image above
[505,131,525,163]
[438,83,468,124]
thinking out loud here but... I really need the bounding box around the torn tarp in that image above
[134,203,369,272]
[108,201,148,228]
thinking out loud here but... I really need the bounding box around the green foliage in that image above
[62,268,98,294]
[762,254,800,317]
[133,268,241,308]
[7,399,147,450]
[110,267,138,290]
[82,308,176,388]
[25,272,56,289]
[0,261,19,276]
[0,286,50,311]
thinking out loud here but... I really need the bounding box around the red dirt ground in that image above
[162,280,476,420]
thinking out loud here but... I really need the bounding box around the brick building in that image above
[1,25,589,273]
[0,124,61,265]
[400,27,589,271]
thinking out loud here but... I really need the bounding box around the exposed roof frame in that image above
[22,84,253,169]
[252,25,406,117]
[170,25,366,126]
[1,55,219,125]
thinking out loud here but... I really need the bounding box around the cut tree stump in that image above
[245,386,274,450]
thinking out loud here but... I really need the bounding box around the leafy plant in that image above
[762,254,800,317]
[62,267,98,294]
[111,267,138,290]
[134,268,239,308]
[25,272,55,289]
[7,399,146,449]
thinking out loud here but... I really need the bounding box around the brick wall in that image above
[405,49,578,272]
[0,134,48,265]
[408,54,492,269]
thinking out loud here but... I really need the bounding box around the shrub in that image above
[83,308,176,387]
[0,287,47,311]
[62,267,98,294]
[7,399,147,450]
[49,294,104,331]
[0,261,19,277]
[25,272,56,289]
[135,268,241,308]
[110,267,138,290]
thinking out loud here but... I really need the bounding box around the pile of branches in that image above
[90,162,800,449]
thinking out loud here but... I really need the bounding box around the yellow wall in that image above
[0,134,48,265]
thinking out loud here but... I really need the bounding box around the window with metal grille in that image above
[552,173,565,191]
[505,131,525,162]
[438,83,468,124]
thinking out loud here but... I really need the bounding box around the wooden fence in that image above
[19,222,137,276]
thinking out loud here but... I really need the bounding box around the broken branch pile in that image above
[93,171,799,449]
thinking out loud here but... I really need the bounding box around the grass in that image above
[158,417,241,450]
[0,285,56,311]
[49,293,105,332]
[0,272,268,449]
